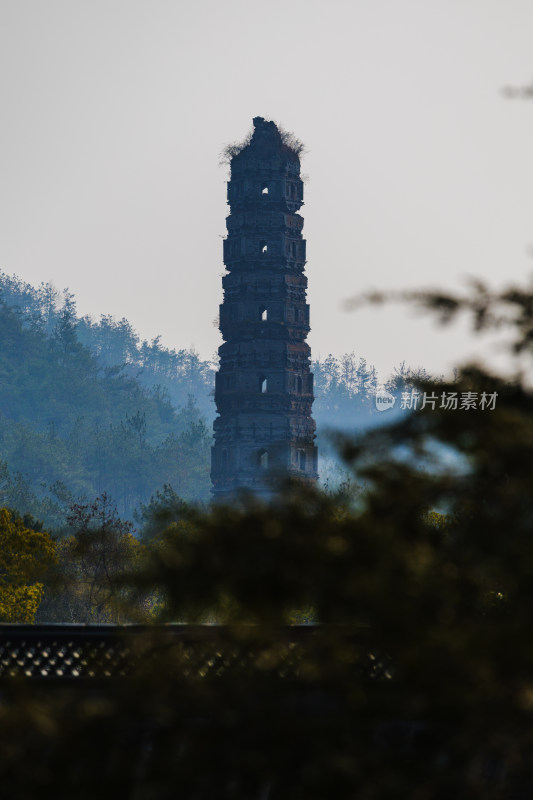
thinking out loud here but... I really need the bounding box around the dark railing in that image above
[0,624,378,681]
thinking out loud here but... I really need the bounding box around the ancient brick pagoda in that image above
[211,117,318,500]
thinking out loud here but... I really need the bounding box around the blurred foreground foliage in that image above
[3,277,533,797]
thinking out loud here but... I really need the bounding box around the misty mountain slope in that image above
[0,271,216,420]
[0,296,211,525]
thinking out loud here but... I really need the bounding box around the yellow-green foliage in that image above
[0,508,57,622]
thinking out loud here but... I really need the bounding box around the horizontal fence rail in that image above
[0,624,384,681]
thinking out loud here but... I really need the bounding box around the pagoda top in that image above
[230,117,302,165]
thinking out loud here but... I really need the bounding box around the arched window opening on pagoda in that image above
[259,375,267,393]
[261,184,269,195]
[260,306,268,321]
[298,449,306,470]
[296,376,302,393]
[260,241,268,254]
[258,449,269,469]
[293,306,300,322]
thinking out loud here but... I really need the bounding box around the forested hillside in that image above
[0,271,426,528]
[0,272,216,419]
[0,274,212,527]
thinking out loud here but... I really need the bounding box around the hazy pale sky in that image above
[1,0,532,379]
